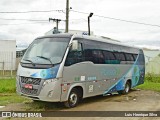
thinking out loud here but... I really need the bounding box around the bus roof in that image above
[37,33,140,51]
[36,33,73,39]
[73,34,140,50]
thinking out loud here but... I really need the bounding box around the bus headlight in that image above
[42,79,56,87]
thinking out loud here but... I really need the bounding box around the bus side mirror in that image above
[71,40,78,51]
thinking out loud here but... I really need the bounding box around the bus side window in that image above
[133,54,138,61]
[127,53,134,61]
[92,50,105,64]
[114,52,125,64]
[64,42,83,66]
[84,49,93,62]
[103,51,118,64]
[125,53,134,63]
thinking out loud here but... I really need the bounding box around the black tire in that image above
[118,81,131,95]
[64,88,79,108]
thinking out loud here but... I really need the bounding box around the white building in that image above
[144,50,160,75]
[0,40,16,70]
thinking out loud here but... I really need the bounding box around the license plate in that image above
[24,84,33,89]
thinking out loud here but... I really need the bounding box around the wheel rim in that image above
[69,93,78,106]
[125,83,130,93]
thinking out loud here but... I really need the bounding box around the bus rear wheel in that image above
[118,81,131,95]
[64,88,79,108]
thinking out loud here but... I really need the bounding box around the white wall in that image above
[143,50,160,63]
[144,50,160,75]
[0,40,16,70]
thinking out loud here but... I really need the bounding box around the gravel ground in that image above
[0,89,160,120]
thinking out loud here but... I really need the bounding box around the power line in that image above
[0,18,86,26]
[0,19,67,26]
[0,9,64,13]
[1,9,160,28]
[0,17,82,22]
[0,18,65,22]
[0,22,49,26]
[71,10,160,28]
[0,18,48,21]
[2,9,160,28]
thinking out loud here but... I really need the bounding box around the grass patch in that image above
[136,82,160,92]
[145,75,160,83]
[0,78,63,110]
[0,93,28,106]
[0,93,62,110]
[24,101,63,111]
[0,78,16,93]
[0,78,29,106]
[136,74,160,92]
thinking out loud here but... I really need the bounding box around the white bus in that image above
[16,34,145,107]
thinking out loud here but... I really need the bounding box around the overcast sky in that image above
[0,0,160,49]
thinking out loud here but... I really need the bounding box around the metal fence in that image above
[0,51,16,78]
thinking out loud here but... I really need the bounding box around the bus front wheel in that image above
[118,81,131,95]
[64,88,79,108]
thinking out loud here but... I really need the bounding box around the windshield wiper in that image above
[23,59,35,65]
[36,56,53,65]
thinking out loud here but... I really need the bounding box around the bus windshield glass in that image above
[22,37,70,65]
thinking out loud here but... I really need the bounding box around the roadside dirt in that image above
[0,89,160,120]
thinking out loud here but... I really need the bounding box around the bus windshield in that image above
[22,37,70,65]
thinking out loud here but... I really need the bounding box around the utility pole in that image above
[56,19,61,30]
[49,18,61,31]
[65,0,69,33]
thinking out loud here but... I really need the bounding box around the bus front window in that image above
[22,37,70,65]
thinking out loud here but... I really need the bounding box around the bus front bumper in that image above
[16,78,62,102]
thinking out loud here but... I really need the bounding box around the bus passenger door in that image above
[62,40,86,100]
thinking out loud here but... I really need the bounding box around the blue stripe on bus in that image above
[103,50,143,95]
[30,64,60,79]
